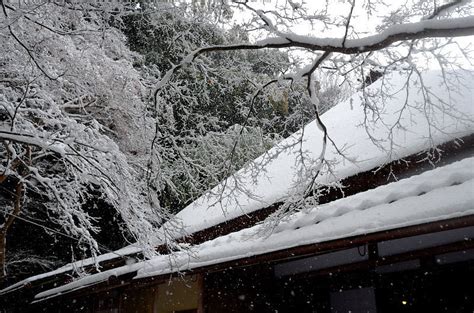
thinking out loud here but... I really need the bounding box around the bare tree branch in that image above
[426,0,465,20]
[342,0,356,47]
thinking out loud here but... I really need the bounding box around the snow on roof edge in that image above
[0,245,141,295]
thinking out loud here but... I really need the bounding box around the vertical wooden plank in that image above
[197,273,204,313]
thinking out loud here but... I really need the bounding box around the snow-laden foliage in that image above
[0,3,162,270]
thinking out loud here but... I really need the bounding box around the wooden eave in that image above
[35,213,474,303]
[143,214,474,281]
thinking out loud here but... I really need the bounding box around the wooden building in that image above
[1,70,473,312]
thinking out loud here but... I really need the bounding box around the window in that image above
[274,246,369,277]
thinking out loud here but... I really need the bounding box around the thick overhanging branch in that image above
[0,130,113,155]
[153,15,474,94]
[0,131,65,156]
[199,16,474,55]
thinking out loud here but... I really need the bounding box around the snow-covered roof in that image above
[3,70,472,297]
[33,156,474,300]
[168,70,474,237]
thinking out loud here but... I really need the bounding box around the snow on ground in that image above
[167,70,474,237]
[33,156,474,299]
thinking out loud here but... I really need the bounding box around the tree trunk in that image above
[0,231,7,282]
[0,182,22,281]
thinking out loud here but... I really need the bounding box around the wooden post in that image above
[196,273,204,313]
